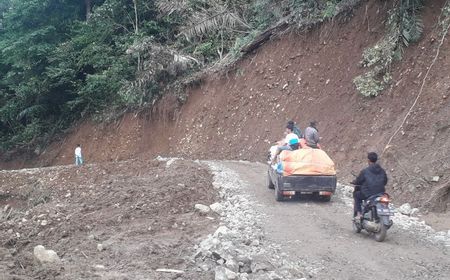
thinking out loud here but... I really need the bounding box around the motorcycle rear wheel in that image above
[374,224,387,242]
[352,220,361,233]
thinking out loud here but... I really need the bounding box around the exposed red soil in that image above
[0,159,217,279]
[1,1,449,211]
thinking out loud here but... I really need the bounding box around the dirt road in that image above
[1,159,449,279]
[222,161,450,280]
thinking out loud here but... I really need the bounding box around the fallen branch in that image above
[240,16,291,54]
[240,0,363,54]
[5,208,13,220]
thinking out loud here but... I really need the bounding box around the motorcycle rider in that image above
[352,152,388,221]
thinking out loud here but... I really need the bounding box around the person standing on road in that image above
[75,144,83,166]
[304,121,319,148]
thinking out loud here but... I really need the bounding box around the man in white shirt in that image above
[75,144,83,166]
[270,123,300,165]
[284,131,299,146]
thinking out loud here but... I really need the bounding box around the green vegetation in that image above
[354,0,424,97]
[1,0,350,152]
[0,0,430,151]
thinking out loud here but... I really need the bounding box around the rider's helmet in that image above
[368,152,378,163]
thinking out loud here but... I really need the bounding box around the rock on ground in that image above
[195,203,211,214]
[398,203,412,215]
[33,245,61,264]
[215,266,238,280]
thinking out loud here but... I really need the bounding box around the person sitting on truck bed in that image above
[304,121,320,149]
[287,120,302,138]
[271,136,300,165]
[288,137,300,150]
[275,137,300,173]
[269,122,300,164]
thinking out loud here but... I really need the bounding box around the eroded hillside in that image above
[2,1,449,211]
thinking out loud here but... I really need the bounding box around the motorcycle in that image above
[351,186,394,242]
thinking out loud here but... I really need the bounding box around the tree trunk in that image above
[133,0,140,71]
[85,0,91,21]
[133,0,139,34]
[240,17,290,54]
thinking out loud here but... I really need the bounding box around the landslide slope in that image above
[2,1,450,211]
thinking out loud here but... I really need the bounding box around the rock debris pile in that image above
[194,161,307,280]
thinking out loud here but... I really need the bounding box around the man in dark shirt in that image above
[304,121,319,148]
[352,152,388,219]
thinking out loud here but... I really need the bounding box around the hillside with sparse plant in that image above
[0,0,432,153]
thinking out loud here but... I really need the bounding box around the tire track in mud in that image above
[219,161,450,280]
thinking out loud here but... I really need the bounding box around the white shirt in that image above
[284,133,299,145]
[75,147,82,157]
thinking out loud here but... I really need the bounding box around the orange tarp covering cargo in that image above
[279,149,336,176]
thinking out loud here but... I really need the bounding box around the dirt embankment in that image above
[1,1,449,211]
[0,159,217,279]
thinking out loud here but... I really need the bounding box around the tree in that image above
[0,0,85,149]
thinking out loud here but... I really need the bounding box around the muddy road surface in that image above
[222,161,450,280]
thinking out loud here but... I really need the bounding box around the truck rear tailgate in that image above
[280,175,336,192]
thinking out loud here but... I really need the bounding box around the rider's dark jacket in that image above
[353,163,387,198]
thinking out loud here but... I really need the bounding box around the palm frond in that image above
[401,15,423,46]
[181,10,249,39]
[156,0,189,16]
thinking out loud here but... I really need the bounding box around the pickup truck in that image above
[267,167,336,201]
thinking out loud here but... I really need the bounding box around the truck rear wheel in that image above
[275,184,284,201]
[267,170,274,189]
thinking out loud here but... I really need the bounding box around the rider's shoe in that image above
[353,214,362,224]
